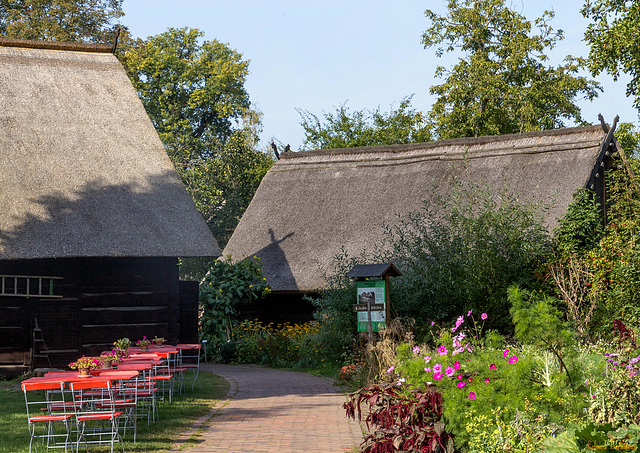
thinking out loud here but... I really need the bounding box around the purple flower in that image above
[503,349,509,358]
[508,356,519,364]
[412,346,420,355]
[469,392,476,400]
[386,366,395,374]
[434,372,443,381]
[433,363,442,373]
[458,381,466,388]
[490,364,497,370]
[481,313,488,320]
[424,356,431,363]
[437,345,448,356]
[445,366,455,377]
[454,361,461,370]
[467,310,473,317]
[424,367,431,373]
[430,321,435,326]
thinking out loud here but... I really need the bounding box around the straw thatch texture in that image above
[0,44,219,258]
[223,126,607,292]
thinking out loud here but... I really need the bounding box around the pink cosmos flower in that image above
[437,345,448,356]
[424,356,431,363]
[434,372,443,381]
[456,374,462,380]
[490,364,497,370]
[468,378,473,383]
[469,392,476,400]
[485,378,490,384]
[467,310,473,317]
[413,346,420,355]
[445,367,455,377]
[424,367,431,373]
[386,366,395,374]
[457,381,466,388]
[433,363,442,373]
[430,321,435,326]
[503,349,509,358]
[454,361,461,370]
[481,313,488,320]
[508,356,519,364]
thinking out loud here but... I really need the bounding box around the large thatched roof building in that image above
[0,39,218,373]
[224,124,619,294]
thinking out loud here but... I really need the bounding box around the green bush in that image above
[390,305,594,452]
[199,256,269,359]
[385,176,551,332]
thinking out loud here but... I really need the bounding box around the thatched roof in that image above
[224,125,611,292]
[0,39,220,259]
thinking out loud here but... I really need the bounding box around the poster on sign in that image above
[356,280,386,332]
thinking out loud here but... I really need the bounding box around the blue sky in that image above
[121,1,638,151]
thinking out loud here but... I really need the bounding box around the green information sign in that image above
[356,280,386,332]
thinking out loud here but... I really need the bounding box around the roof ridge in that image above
[282,125,605,159]
[0,37,112,54]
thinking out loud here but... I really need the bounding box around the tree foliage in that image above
[297,97,431,150]
[121,27,252,165]
[121,27,273,247]
[423,0,601,139]
[0,0,123,43]
[582,0,640,111]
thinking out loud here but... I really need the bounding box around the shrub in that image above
[229,319,320,367]
[385,176,551,333]
[389,309,591,451]
[199,256,269,359]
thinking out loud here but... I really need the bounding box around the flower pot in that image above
[101,360,112,369]
[140,344,149,352]
[79,368,91,377]
[155,340,164,346]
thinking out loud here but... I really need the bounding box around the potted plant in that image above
[136,336,151,352]
[153,336,166,346]
[99,350,121,369]
[113,337,131,353]
[113,347,129,360]
[68,356,100,376]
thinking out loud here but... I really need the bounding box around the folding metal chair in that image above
[177,344,201,391]
[97,377,138,442]
[22,381,72,453]
[69,379,124,453]
[152,356,174,404]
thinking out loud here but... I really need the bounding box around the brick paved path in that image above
[175,364,363,452]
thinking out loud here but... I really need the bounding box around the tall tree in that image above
[121,27,272,247]
[0,0,123,43]
[582,0,640,111]
[423,0,601,139]
[297,97,431,150]
[122,27,252,167]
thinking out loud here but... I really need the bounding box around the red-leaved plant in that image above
[344,382,453,453]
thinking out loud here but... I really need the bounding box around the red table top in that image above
[22,370,138,387]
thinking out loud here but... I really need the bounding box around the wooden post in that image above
[385,275,391,325]
[366,299,373,344]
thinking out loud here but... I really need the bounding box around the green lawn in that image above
[0,371,229,453]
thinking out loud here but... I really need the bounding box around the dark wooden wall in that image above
[0,257,198,369]
[238,292,315,325]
